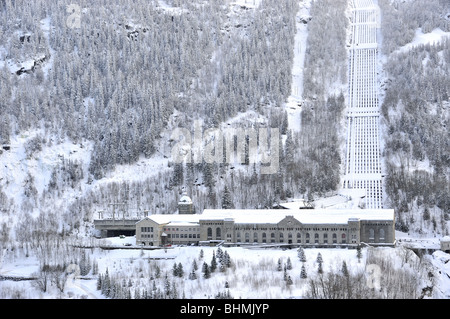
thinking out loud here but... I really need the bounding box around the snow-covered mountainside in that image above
[377,0,450,236]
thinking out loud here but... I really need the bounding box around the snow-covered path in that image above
[342,0,383,209]
[284,0,311,132]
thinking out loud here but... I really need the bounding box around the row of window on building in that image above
[205,227,356,244]
[167,233,200,239]
[233,232,351,244]
[141,226,385,243]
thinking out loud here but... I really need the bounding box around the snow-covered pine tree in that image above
[96,274,102,290]
[341,260,349,277]
[172,262,179,277]
[300,265,307,279]
[202,262,211,279]
[164,274,171,297]
[210,251,217,273]
[356,246,362,263]
[286,275,293,286]
[216,247,224,264]
[177,263,184,278]
[316,252,323,264]
[298,247,306,262]
[188,268,197,280]
[221,185,233,209]
[277,258,283,271]
[171,281,178,299]
[223,251,231,268]
[286,257,292,270]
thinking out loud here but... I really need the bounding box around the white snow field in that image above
[342,0,383,209]
[0,242,423,299]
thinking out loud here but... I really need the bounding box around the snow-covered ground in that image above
[1,238,448,299]
[0,127,170,227]
[0,129,93,219]
[394,28,450,54]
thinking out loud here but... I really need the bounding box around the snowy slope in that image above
[284,0,311,132]
[394,28,450,54]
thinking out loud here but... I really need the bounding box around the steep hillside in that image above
[378,0,450,236]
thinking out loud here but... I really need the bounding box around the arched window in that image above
[379,228,385,240]
[332,233,337,243]
[207,227,212,239]
[288,233,293,239]
[253,232,258,242]
[245,232,250,242]
[271,233,275,238]
[369,229,375,239]
[280,233,284,238]
[341,233,346,239]
[314,233,319,243]
[262,232,267,238]
[306,233,310,238]
[297,232,301,238]
[216,227,221,239]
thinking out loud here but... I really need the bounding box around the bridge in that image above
[93,219,140,238]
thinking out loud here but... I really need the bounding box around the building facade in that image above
[178,193,194,214]
[135,209,395,247]
[440,236,450,253]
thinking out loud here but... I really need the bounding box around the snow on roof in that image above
[178,194,192,204]
[441,236,450,242]
[278,199,308,210]
[166,220,199,227]
[140,209,394,226]
[139,214,201,225]
[201,209,394,224]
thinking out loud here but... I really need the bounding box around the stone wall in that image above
[360,220,395,244]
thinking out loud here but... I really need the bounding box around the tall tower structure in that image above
[178,192,194,214]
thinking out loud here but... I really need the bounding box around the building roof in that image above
[178,194,192,205]
[137,214,201,225]
[137,209,394,226]
[441,236,450,242]
[201,209,394,224]
[166,220,200,227]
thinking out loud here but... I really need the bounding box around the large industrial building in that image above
[135,195,395,247]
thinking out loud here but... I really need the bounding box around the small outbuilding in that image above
[440,236,450,253]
